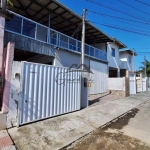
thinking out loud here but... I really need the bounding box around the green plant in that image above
[6,0,13,8]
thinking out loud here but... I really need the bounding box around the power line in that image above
[86,0,150,23]
[88,10,150,25]
[135,48,150,49]
[134,0,150,7]
[89,20,150,36]
[116,0,150,16]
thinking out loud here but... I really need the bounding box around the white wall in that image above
[89,60,108,94]
[120,51,133,71]
[108,78,126,91]
[107,42,120,69]
[7,61,22,128]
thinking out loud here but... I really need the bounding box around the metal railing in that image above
[5,11,107,61]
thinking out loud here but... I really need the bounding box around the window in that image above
[22,19,36,38]
[128,56,132,63]
[5,15,22,34]
[111,48,115,57]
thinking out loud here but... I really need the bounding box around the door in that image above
[18,61,81,126]
[89,60,108,95]
[129,73,136,95]
[142,77,147,92]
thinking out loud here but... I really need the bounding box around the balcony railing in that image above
[5,11,107,61]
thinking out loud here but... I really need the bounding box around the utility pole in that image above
[144,56,147,77]
[81,9,87,70]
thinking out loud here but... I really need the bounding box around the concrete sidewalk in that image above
[8,92,150,150]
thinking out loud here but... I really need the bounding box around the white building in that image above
[107,37,126,77]
[119,49,137,74]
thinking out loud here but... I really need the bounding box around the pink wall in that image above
[2,42,15,113]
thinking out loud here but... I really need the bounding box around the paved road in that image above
[65,100,150,150]
[7,92,150,150]
[117,100,150,145]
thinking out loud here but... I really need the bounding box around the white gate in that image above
[129,73,136,95]
[148,78,150,91]
[89,60,108,94]
[142,77,147,92]
[18,62,81,126]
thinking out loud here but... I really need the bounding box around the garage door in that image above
[89,60,108,94]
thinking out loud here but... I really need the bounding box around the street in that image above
[5,92,150,150]
[64,100,150,150]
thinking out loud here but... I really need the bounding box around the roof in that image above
[9,0,113,44]
[120,49,137,56]
[112,37,127,49]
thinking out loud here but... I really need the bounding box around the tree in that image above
[138,61,150,77]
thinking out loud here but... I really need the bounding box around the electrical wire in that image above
[116,0,150,16]
[71,22,82,38]
[86,0,150,23]
[88,10,150,26]
[134,0,150,7]
[88,20,150,36]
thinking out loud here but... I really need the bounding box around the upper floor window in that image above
[111,48,115,57]
[128,56,132,63]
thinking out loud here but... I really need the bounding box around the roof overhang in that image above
[8,0,113,44]
[120,49,137,56]
[112,37,127,49]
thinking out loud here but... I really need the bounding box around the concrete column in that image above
[117,69,120,77]
[0,16,5,110]
[0,17,5,76]
[2,42,15,113]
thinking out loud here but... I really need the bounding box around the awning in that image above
[9,0,113,44]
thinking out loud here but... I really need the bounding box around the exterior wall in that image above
[54,47,107,69]
[4,31,54,57]
[108,77,129,97]
[120,51,133,71]
[91,43,107,51]
[107,42,120,69]
[89,60,108,94]
[7,61,21,128]
[108,78,125,91]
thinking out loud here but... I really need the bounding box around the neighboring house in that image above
[0,0,115,128]
[119,49,137,76]
[107,37,126,77]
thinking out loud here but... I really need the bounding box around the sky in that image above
[59,0,150,70]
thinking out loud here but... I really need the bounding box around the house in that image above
[107,37,126,77]
[119,49,137,76]
[0,0,114,128]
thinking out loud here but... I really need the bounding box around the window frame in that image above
[128,56,132,64]
[111,48,115,57]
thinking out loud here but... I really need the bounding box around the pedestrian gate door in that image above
[129,73,136,95]
[18,62,81,126]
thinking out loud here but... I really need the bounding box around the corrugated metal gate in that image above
[129,73,136,95]
[18,62,81,126]
[142,77,147,92]
[89,60,108,94]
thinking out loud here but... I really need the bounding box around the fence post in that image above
[125,70,129,97]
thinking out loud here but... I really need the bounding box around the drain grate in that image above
[0,136,13,148]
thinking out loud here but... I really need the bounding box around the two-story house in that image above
[1,0,115,128]
[119,49,137,76]
[107,37,126,77]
